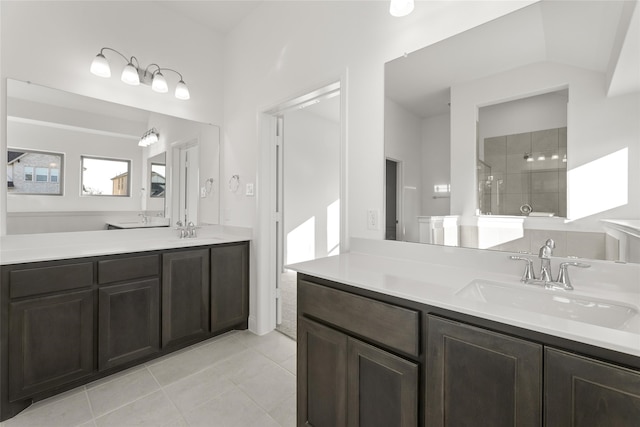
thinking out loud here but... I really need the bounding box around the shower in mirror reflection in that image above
[477,89,568,217]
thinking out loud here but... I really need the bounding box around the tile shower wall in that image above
[482,127,567,216]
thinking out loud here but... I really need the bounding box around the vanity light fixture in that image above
[90,47,190,100]
[389,0,414,17]
[139,128,160,147]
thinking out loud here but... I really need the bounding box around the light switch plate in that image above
[246,183,255,196]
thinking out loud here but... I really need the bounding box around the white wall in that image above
[0,1,225,234]
[283,108,340,264]
[451,61,640,229]
[222,1,535,333]
[222,1,535,232]
[384,98,422,242]
[478,91,568,147]
[421,112,451,217]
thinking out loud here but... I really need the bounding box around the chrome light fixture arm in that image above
[91,47,189,100]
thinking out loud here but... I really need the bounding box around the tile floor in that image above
[1,330,297,427]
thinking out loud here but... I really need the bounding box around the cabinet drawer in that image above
[9,262,93,298]
[98,255,159,285]
[299,280,420,356]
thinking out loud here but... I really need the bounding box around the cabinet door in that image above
[9,290,94,400]
[210,243,249,332]
[98,279,160,371]
[545,348,640,426]
[298,317,347,427]
[162,249,210,348]
[427,316,542,427]
[347,337,419,427]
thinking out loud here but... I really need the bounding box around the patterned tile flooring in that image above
[1,331,296,427]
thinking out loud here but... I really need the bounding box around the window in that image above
[35,167,49,182]
[7,149,63,195]
[81,156,131,196]
[24,166,34,182]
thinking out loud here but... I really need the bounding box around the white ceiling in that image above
[154,1,263,34]
[385,0,638,118]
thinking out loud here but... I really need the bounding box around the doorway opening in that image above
[266,82,343,339]
[385,158,402,241]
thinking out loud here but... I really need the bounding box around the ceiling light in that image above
[390,0,414,17]
[90,47,190,100]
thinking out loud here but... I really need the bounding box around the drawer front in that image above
[9,262,94,298]
[299,280,420,357]
[98,255,160,285]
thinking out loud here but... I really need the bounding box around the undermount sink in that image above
[456,279,639,332]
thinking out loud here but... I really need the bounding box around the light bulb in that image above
[389,0,414,17]
[175,80,190,100]
[90,53,111,78]
[121,62,140,85]
[152,72,168,93]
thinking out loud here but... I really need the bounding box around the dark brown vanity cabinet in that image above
[161,248,210,348]
[1,241,250,422]
[4,262,95,402]
[297,278,421,427]
[210,242,249,333]
[426,316,542,427]
[97,255,161,371]
[545,348,640,426]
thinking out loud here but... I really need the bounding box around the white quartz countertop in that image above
[0,225,250,265]
[287,240,640,358]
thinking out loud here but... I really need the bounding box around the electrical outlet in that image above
[367,209,379,230]
[200,187,207,198]
[246,183,255,196]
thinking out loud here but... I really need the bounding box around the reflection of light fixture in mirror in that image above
[563,154,567,163]
[139,128,160,147]
[90,47,190,100]
[524,153,534,162]
[551,154,559,160]
[537,155,546,161]
[389,0,414,17]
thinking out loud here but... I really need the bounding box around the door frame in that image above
[254,75,348,334]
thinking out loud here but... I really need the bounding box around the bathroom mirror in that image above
[5,79,220,234]
[384,0,640,262]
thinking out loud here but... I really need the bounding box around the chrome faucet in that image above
[176,220,188,238]
[187,221,197,238]
[538,238,555,282]
[509,239,590,291]
[555,261,590,290]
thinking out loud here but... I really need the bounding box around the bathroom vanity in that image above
[290,238,640,427]
[0,227,250,421]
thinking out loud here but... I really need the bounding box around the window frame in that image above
[80,155,132,197]
[7,148,64,196]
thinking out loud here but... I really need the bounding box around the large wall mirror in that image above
[5,79,220,234]
[384,0,640,263]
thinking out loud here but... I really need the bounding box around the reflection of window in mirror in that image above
[150,163,166,198]
[477,90,568,217]
[7,149,64,195]
[81,156,131,196]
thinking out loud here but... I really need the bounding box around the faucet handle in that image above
[509,256,536,282]
[176,220,183,227]
[556,261,590,290]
